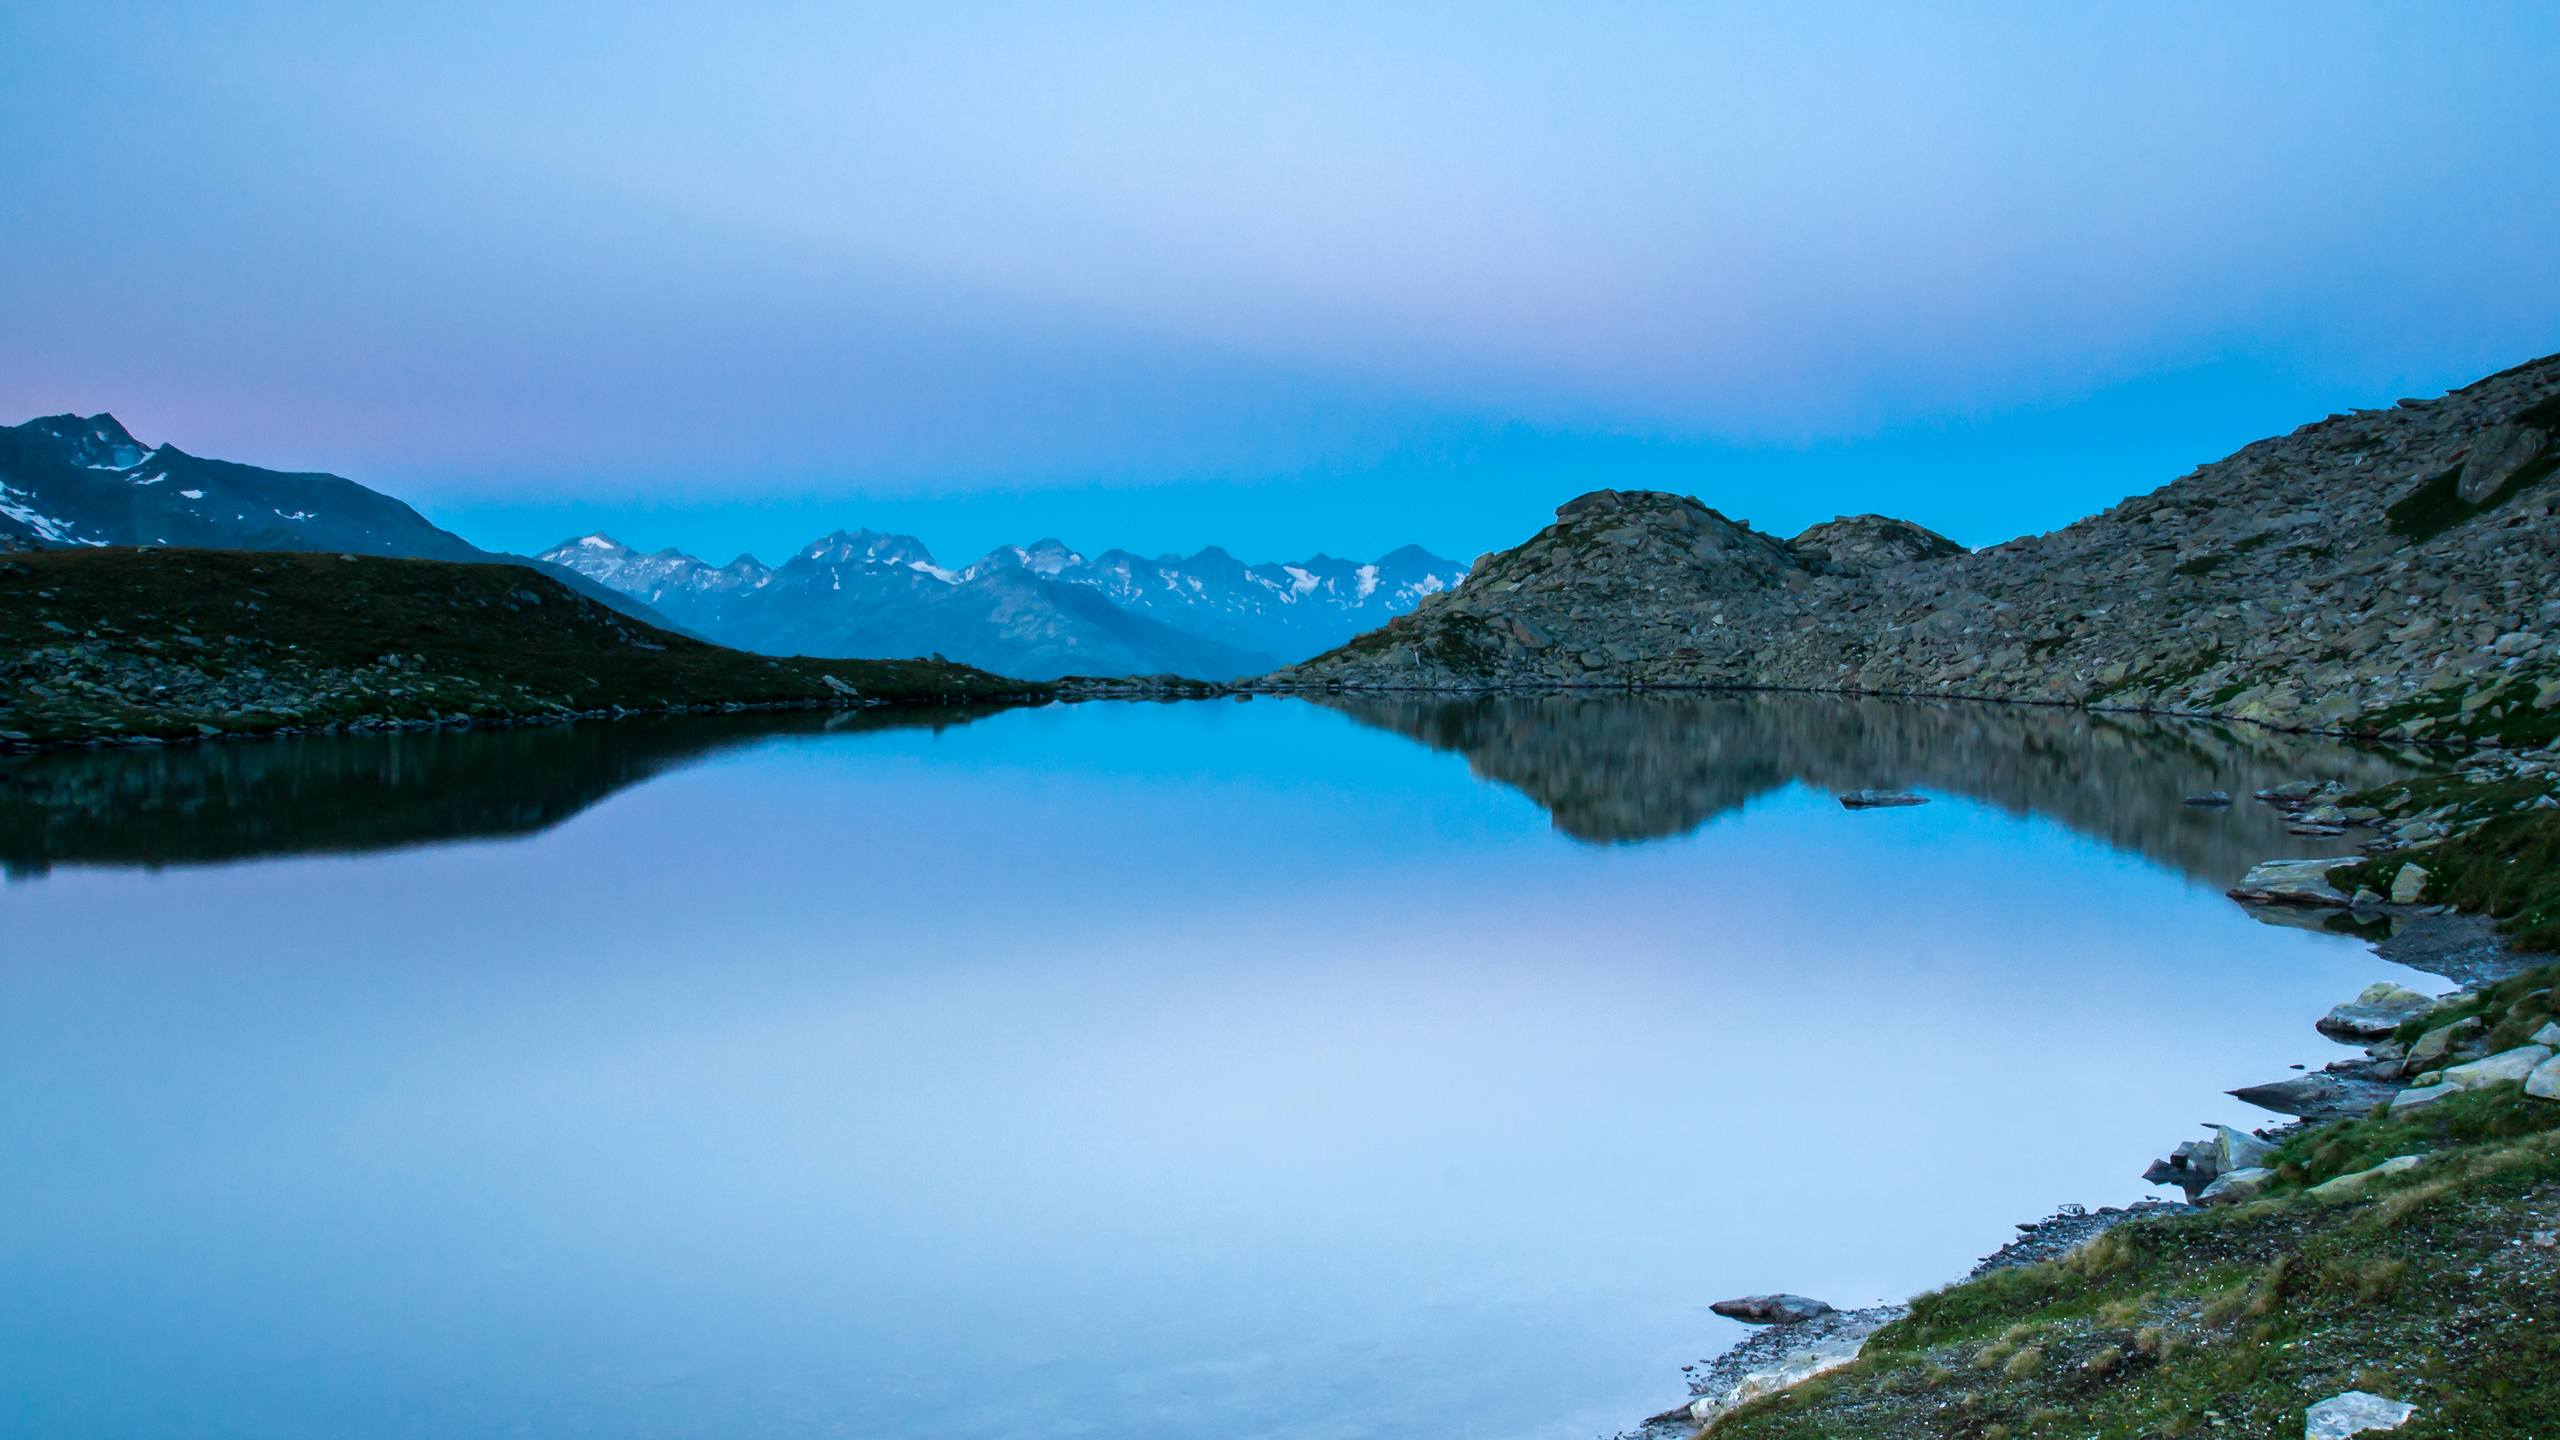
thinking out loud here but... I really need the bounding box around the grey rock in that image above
[2231,1072,2389,1120]
[2407,1015,2488,1069]
[2389,862,2430,905]
[1836,789,1928,809]
[2183,790,2233,806]
[2315,983,2436,1041]
[1709,1293,1836,1326]
[2228,857,2356,908]
[2197,1166,2277,1206]
[2526,1051,2560,1101]
[2455,421,2549,504]
[2436,1043,2552,1089]
[2305,1390,2416,1438]
[2308,1156,2424,1201]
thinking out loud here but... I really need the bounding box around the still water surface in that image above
[1,696,2425,1438]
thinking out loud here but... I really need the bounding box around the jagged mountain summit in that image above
[540,530,1466,681]
[1276,352,2560,742]
[0,413,678,628]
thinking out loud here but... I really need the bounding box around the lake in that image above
[0,694,2429,1439]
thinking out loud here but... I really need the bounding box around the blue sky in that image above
[4,2,2556,566]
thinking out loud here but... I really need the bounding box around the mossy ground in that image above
[0,548,1040,744]
[1702,1061,2560,1439]
[2333,773,2560,953]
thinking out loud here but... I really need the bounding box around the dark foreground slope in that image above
[0,548,1040,747]
[1690,1066,2560,1440]
[1281,354,2560,743]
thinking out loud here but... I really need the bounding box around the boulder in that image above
[2454,421,2549,504]
[2527,1052,2560,1101]
[2532,1020,2560,1048]
[1709,1294,1836,1326]
[2210,1124,2275,1172]
[2232,1072,2374,1119]
[2406,1016,2488,1069]
[1837,789,1928,809]
[2389,862,2430,905]
[2228,858,2354,908]
[2315,983,2437,1041]
[2197,1167,2277,1206]
[2306,1389,2417,1438]
[2388,1078,2460,1111]
[2308,1156,2424,1201]
[2184,790,2233,806]
[2437,1044,2553,1089]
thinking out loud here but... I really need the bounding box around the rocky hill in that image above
[1273,355,2560,743]
[0,548,1038,748]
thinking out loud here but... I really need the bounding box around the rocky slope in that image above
[541,530,1465,680]
[1275,355,2560,743]
[0,548,1039,748]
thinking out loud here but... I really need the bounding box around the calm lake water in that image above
[1,695,2429,1439]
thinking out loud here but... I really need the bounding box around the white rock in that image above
[2309,1155,2423,1200]
[2439,1044,2553,1089]
[2532,1020,2560,1048]
[2528,1052,2560,1101]
[2306,1389,2416,1438]
[2389,862,2429,904]
[2198,1167,2277,1206]
[2229,858,2355,908]
[2388,1079,2460,1111]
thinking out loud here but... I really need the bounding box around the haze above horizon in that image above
[5,2,2556,566]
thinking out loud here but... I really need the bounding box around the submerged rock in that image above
[1837,788,1928,809]
[2184,790,2234,806]
[2228,858,2356,908]
[1709,1293,1836,1325]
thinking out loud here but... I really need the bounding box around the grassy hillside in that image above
[0,548,1042,745]
[1699,1024,2560,1439]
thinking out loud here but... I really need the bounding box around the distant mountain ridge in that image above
[541,528,1466,680]
[0,412,683,630]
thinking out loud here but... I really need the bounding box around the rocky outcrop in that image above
[1708,1294,1835,1326]
[1271,356,2560,741]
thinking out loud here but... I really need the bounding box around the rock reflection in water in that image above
[0,706,1007,877]
[1315,692,2419,883]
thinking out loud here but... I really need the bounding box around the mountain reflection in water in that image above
[2,693,2416,884]
[1314,692,2418,883]
[0,706,1007,877]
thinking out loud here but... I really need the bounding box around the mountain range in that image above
[0,412,1465,680]
[538,530,1465,679]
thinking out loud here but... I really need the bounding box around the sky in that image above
[4,2,2557,568]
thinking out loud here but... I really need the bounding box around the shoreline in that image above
[1619,755,2558,1436]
